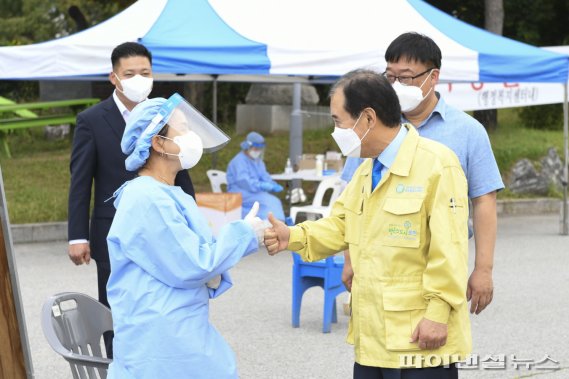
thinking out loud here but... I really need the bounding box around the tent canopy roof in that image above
[0,0,567,83]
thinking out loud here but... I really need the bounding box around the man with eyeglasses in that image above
[341,32,504,318]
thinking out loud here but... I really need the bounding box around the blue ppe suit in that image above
[226,151,285,220]
[106,176,258,379]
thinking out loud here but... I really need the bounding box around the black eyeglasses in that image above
[382,68,436,86]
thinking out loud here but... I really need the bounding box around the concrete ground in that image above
[13,214,569,378]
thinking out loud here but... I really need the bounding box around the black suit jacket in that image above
[68,96,195,262]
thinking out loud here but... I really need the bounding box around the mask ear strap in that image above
[422,86,434,100]
[418,70,435,101]
[352,112,364,130]
[358,108,374,142]
[419,69,434,88]
[360,126,371,143]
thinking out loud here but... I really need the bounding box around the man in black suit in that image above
[68,42,195,310]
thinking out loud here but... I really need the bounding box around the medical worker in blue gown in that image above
[106,94,267,379]
[226,132,285,220]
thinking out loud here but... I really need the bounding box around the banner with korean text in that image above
[437,82,568,111]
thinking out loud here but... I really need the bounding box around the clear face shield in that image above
[248,146,265,160]
[141,93,230,153]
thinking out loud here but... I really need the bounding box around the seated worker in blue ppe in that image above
[106,94,268,379]
[226,131,286,220]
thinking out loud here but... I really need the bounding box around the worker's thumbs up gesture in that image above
[264,213,290,255]
[244,201,268,245]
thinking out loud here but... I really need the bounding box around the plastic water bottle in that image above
[315,155,324,176]
[284,158,293,174]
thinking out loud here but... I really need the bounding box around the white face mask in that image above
[392,70,433,113]
[249,150,262,159]
[160,131,204,169]
[115,73,153,103]
[331,113,369,158]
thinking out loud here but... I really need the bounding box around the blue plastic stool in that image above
[291,252,346,333]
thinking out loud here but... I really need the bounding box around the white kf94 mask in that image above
[160,131,204,169]
[391,69,433,113]
[331,112,370,157]
[115,73,153,103]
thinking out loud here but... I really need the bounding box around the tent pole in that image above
[212,75,218,170]
[562,83,568,235]
[290,83,303,188]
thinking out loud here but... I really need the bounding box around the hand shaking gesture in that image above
[264,213,290,255]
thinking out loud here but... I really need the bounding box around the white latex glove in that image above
[206,275,222,289]
[244,201,270,245]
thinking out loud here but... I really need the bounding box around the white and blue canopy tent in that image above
[0,0,568,234]
[0,0,567,82]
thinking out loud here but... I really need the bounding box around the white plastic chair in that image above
[290,177,346,222]
[206,170,227,193]
[42,292,113,379]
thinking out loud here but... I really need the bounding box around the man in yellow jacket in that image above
[265,69,471,378]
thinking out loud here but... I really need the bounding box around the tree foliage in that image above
[0,1,136,102]
[517,104,563,131]
[427,0,569,46]
[0,0,135,46]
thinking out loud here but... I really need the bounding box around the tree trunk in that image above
[484,0,503,34]
[474,0,503,132]
[183,82,209,114]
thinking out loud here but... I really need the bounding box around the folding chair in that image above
[41,292,113,379]
[206,169,227,193]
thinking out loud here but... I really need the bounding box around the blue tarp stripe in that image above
[141,0,270,74]
[477,54,569,83]
[408,0,569,83]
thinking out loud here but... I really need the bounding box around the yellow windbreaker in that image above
[288,124,471,368]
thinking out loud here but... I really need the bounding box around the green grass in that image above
[0,127,335,223]
[491,109,565,199]
[0,130,72,223]
[0,111,564,223]
[492,109,564,172]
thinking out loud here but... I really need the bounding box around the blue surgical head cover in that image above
[122,94,184,171]
[240,131,265,150]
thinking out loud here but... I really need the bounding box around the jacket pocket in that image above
[381,198,423,248]
[383,289,427,351]
[344,195,363,245]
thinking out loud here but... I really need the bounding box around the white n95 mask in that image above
[392,70,433,113]
[115,73,153,103]
[160,131,204,169]
[331,113,369,158]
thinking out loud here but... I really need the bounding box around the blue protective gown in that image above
[226,151,285,220]
[106,176,258,379]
